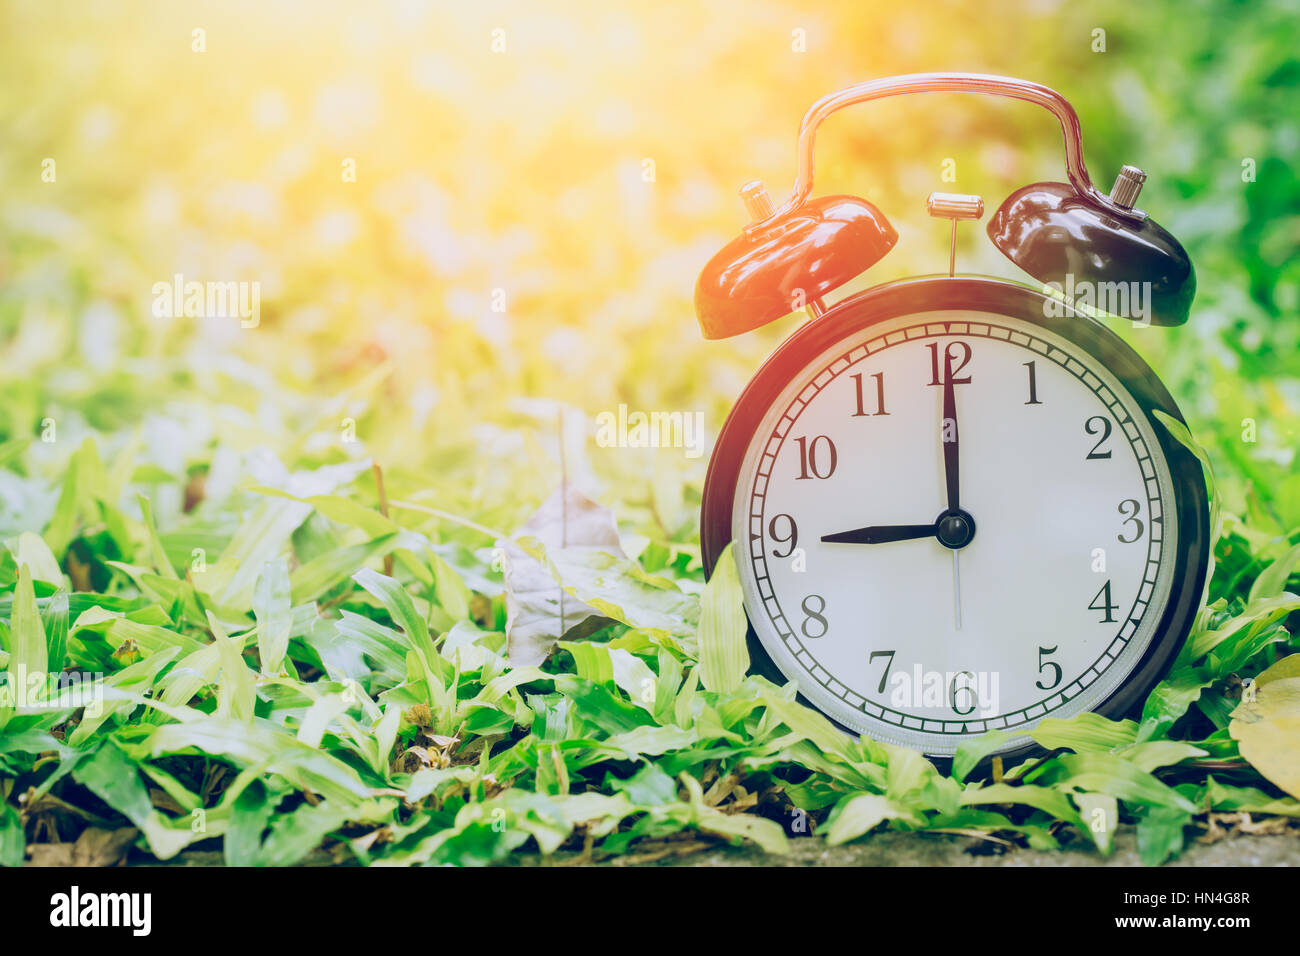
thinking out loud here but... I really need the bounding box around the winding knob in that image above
[740,180,777,222]
[1109,165,1147,210]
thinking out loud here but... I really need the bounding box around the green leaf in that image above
[44,438,107,558]
[825,792,907,845]
[255,800,354,866]
[757,683,852,759]
[144,718,372,807]
[16,532,64,586]
[959,782,1083,826]
[600,724,696,758]
[41,588,69,676]
[1072,792,1117,853]
[696,543,748,694]
[289,533,399,604]
[8,565,48,702]
[1248,540,1300,604]
[136,494,180,580]
[1201,776,1300,817]
[297,693,351,748]
[607,763,678,806]
[951,729,1013,782]
[1142,667,1215,736]
[1029,753,1196,812]
[224,781,279,867]
[253,488,399,538]
[1029,712,1138,752]
[253,560,292,674]
[0,804,24,867]
[679,772,788,854]
[1153,409,1220,587]
[352,568,437,672]
[1112,740,1207,772]
[554,676,656,735]
[73,741,196,860]
[1185,593,1300,662]
[558,639,614,685]
[202,497,313,609]
[431,550,472,622]
[209,612,255,722]
[1136,806,1190,865]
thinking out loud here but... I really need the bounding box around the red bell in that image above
[694,190,897,340]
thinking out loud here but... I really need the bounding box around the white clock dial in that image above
[732,309,1178,755]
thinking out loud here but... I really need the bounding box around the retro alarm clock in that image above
[696,73,1210,761]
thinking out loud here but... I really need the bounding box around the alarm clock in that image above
[696,74,1210,762]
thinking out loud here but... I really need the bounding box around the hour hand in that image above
[820,523,937,544]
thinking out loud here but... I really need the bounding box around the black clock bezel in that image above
[699,276,1211,769]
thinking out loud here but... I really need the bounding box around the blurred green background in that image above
[0,0,1296,563]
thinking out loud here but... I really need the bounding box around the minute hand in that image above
[821,523,937,545]
[942,352,960,511]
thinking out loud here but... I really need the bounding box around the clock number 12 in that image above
[926,341,972,386]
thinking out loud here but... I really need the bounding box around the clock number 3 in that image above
[1118,498,1145,543]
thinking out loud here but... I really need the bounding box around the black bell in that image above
[988,171,1195,326]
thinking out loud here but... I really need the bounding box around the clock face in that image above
[730,308,1180,755]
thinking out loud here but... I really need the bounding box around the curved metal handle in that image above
[757,72,1143,228]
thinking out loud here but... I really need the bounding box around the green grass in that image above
[0,424,1297,866]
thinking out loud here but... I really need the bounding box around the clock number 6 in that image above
[948,671,977,716]
[1036,645,1062,691]
[794,435,837,480]
[1118,498,1145,543]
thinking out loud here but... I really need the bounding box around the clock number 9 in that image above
[1036,645,1062,691]
[800,594,828,639]
[768,514,798,558]
[794,435,837,480]
[1118,498,1145,543]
